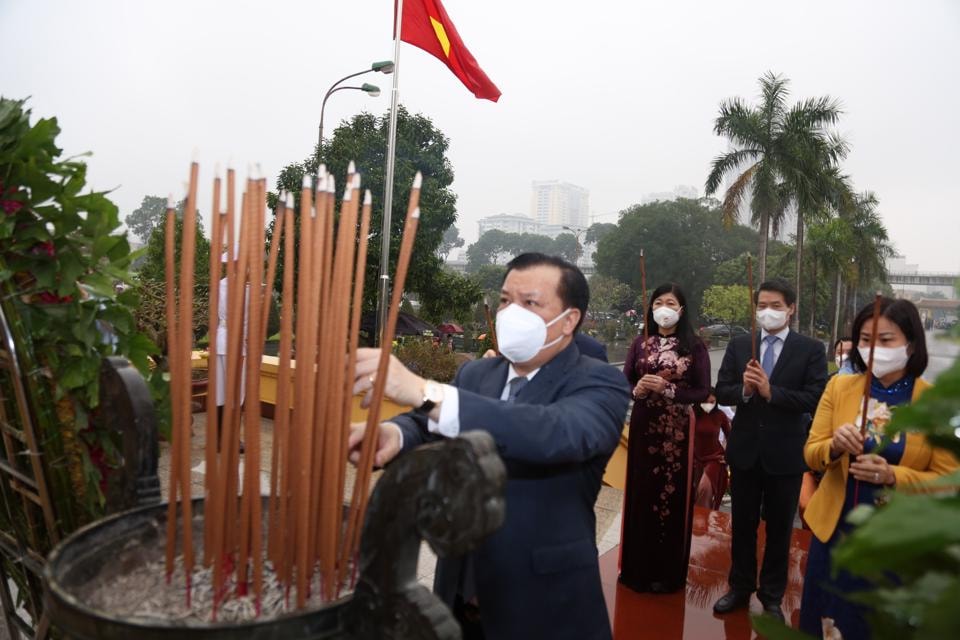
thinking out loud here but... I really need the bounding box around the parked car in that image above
[699,324,750,340]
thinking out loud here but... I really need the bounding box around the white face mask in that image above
[858,344,909,378]
[700,402,716,413]
[835,354,848,368]
[756,308,788,332]
[652,306,681,329]
[496,304,571,364]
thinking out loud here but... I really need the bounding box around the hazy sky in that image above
[2,0,958,271]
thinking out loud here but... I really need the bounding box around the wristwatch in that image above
[415,380,444,415]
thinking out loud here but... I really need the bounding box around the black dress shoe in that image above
[713,590,751,614]
[761,601,784,622]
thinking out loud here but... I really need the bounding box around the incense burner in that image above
[43,431,506,639]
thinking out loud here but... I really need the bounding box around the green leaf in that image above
[834,493,960,575]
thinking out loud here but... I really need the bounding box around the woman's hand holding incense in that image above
[830,422,864,459]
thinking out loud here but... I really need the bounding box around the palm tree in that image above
[705,72,847,291]
[808,191,893,345]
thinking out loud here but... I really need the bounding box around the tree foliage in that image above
[465,229,584,272]
[269,106,459,316]
[588,274,634,312]
[135,214,212,351]
[439,224,464,259]
[125,195,182,243]
[701,285,752,327]
[593,198,756,321]
[585,222,616,245]
[418,269,482,325]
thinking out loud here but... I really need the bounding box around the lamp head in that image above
[371,60,395,74]
[361,83,381,97]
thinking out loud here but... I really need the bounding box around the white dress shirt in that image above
[427,364,541,438]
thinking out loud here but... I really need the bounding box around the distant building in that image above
[887,255,919,275]
[641,184,699,205]
[530,180,589,228]
[477,213,539,237]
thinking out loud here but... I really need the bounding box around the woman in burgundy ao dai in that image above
[619,283,711,593]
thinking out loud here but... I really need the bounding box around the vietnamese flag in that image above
[398,0,501,102]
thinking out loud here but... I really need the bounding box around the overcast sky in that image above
[2,0,958,271]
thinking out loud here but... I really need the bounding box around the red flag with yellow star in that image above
[398,0,501,102]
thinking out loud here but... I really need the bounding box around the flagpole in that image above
[377,0,405,347]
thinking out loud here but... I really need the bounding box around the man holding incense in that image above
[349,253,630,640]
[712,278,827,622]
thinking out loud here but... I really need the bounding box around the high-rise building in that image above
[530,180,589,228]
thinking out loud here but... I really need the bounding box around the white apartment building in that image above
[530,180,589,228]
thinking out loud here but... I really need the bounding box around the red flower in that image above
[36,291,73,304]
[2,200,22,214]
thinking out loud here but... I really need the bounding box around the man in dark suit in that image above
[712,278,827,621]
[349,253,630,640]
[575,331,608,362]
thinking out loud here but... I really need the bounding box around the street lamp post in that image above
[317,60,395,155]
[562,225,585,265]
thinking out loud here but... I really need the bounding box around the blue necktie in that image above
[762,335,779,377]
[507,376,528,402]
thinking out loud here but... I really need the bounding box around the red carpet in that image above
[601,506,811,639]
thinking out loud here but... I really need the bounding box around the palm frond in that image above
[705,149,759,196]
[720,162,758,228]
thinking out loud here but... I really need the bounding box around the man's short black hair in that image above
[503,253,589,331]
[755,278,796,306]
[848,297,928,377]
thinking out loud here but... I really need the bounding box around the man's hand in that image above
[352,347,425,409]
[743,360,771,400]
[829,422,864,459]
[348,421,402,468]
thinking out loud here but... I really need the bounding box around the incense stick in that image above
[484,302,498,353]
[747,254,756,362]
[344,173,422,578]
[639,249,648,374]
[204,176,222,568]
[858,293,884,437]
[163,199,180,582]
[178,163,200,601]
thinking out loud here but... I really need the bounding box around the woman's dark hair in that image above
[848,297,927,377]
[645,283,701,355]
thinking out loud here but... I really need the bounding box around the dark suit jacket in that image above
[575,332,608,362]
[715,331,827,475]
[392,341,630,640]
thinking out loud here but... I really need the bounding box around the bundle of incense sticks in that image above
[163,161,422,618]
